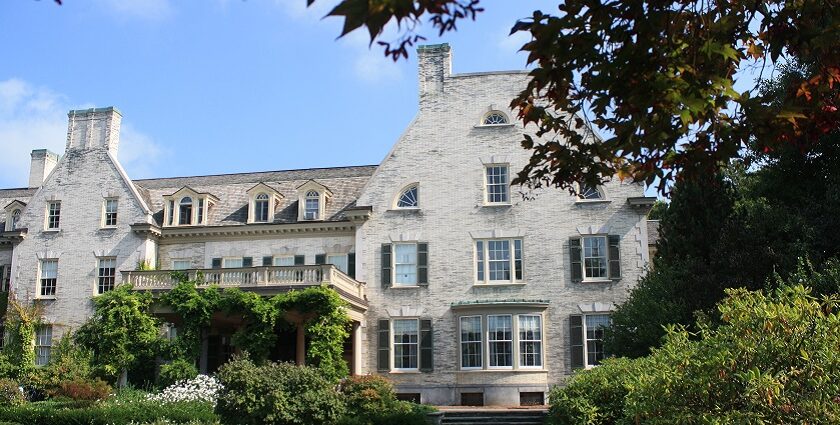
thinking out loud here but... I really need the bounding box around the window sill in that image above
[575,199,611,204]
[389,370,421,374]
[390,285,423,289]
[473,282,527,287]
[99,226,117,230]
[35,296,56,300]
[387,208,421,213]
[42,228,60,233]
[474,123,515,128]
[580,279,615,284]
[481,202,512,208]
[457,369,547,373]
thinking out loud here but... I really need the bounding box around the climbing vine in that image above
[2,295,43,380]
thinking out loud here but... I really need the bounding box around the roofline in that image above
[0,187,35,192]
[131,164,379,183]
[450,70,530,78]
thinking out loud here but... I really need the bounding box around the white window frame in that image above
[222,257,244,269]
[102,198,118,228]
[395,184,419,209]
[96,257,117,295]
[172,260,191,270]
[487,314,514,369]
[393,243,419,286]
[459,315,483,370]
[484,164,510,205]
[518,314,543,369]
[10,209,21,231]
[304,191,320,220]
[480,110,510,126]
[475,239,523,284]
[582,235,609,281]
[273,256,295,267]
[326,254,349,274]
[254,193,270,223]
[45,201,61,230]
[166,200,175,226]
[577,184,606,202]
[179,197,193,226]
[38,259,58,298]
[35,325,52,366]
[583,314,611,368]
[392,318,420,371]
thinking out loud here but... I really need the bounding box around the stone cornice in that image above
[146,220,357,242]
[1,228,27,244]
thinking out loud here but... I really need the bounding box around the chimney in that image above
[65,107,122,157]
[28,149,60,188]
[417,43,452,97]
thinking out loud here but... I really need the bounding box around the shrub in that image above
[338,375,432,425]
[148,375,222,405]
[46,378,111,402]
[0,355,16,381]
[215,355,345,425]
[0,399,217,425]
[157,359,199,389]
[34,334,94,395]
[0,379,24,407]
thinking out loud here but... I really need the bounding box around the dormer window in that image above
[179,197,193,225]
[4,200,27,232]
[255,194,269,222]
[296,180,332,222]
[163,187,218,227]
[246,183,283,224]
[396,185,419,208]
[482,111,509,125]
[305,191,320,220]
[10,209,20,230]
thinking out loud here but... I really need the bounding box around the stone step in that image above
[440,410,546,425]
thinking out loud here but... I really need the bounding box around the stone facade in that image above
[0,44,654,406]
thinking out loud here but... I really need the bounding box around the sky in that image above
[0,0,563,189]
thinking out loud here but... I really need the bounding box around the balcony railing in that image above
[122,265,365,300]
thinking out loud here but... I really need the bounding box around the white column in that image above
[352,321,362,375]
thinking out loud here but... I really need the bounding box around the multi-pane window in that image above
[397,186,418,208]
[103,199,118,227]
[475,239,523,283]
[196,198,205,224]
[585,314,610,367]
[485,165,510,204]
[11,209,21,230]
[223,258,243,268]
[39,259,58,297]
[172,260,191,270]
[460,316,482,369]
[46,201,61,229]
[579,185,604,200]
[304,191,320,220]
[394,244,418,285]
[488,315,513,368]
[97,258,116,294]
[583,236,608,279]
[273,256,295,267]
[393,319,419,370]
[327,254,349,274]
[483,111,509,125]
[167,200,175,225]
[254,193,270,222]
[179,197,193,225]
[518,315,542,367]
[35,325,52,366]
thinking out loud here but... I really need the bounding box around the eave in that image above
[627,196,657,209]
[152,220,357,242]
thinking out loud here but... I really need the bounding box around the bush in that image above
[46,378,111,402]
[148,375,222,405]
[157,359,199,389]
[0,399,217,425]
[0,379,24,407]
[338,375,432,425]
[215,355,345,425]
[0,355,16,381]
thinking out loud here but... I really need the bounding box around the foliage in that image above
[0,379,24,407]
[646,200,667,221]
[160,281,220,361]
[1,296,42,380]
[214,355,345,425]
[46,378,111,403]
[0,399,217,425]
[0,356,16,382]
[157,359,199,389]
[549,284,840,424]
[75,285,161,384]
[148,375,222,405]
[34,333,94,394]
[338,375,433,425]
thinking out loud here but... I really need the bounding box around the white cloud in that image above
[340,24,403,83]
[498,25,532,55]
[0,78,166,187]
[96,0,174,21]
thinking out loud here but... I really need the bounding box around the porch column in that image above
[352,321,362,375]
[296,322,305,366]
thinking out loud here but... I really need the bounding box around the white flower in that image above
[146,375,223,406]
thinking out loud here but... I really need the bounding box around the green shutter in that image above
[347,253,356,278]
[608,235,621,280]
[569,237,583,282]
[381,244,392,288]
[315,254,326,265]
[242,257,253,267]
[417,243,428,286]
[211,258,221,269]
[419,319,433,372]
[570,315,584,369]
[377,319,390,372]
[262,256,273,266]
[294,255,305,265]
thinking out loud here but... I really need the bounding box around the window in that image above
[482,111,509,125]
[10,209,20,230]
[273,256,295,267]
[1,265,9,292]
[394,244,418,285]
[579,184,604,200]
[585,314,610,367]
[197,198,205,224]
[327,254,349,274]
[172,260,191,270]
[35,325,52,366]
[475,239,523,284]
[488,315,513,368]
[485,165,510,204]
[393,319,419,370]
[179,197,193,225]
[518,315,542,367]
[397,185,418,208]
[46,201,61,229]
[304,191,320,220]
[223,258,243,268]
[97,258,116,294]
[254,193,270,222]
[103,199,118,227]
[39,259,58,297]
[167,200,175,226]
[460,316,482,369]
[583,236,608,279]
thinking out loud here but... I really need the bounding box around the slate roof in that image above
[0,165,377,229]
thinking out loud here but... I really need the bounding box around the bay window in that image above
[488,315,513,368]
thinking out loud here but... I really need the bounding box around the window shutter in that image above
[242,257,253,268]
[347,253,356,278]
[417,243,428,286]
[315,254,326,265]
[381,244,392,288]
[608,235,621,280]
[377,319,390,372]
[419,319,433,372]
[211,258,222,269]
[294,255,305,265]
[569,237,583,282]
[570,315,584,369]
[262,256,273,267]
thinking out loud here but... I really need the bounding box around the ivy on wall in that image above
[1,295,42,380]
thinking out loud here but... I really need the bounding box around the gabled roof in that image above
[4,200,26,211]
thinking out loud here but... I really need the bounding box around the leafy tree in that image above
[646,200,668,220]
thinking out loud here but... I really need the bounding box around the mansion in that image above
[0,44,655,406]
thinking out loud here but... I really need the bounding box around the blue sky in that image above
[0,0,563,189]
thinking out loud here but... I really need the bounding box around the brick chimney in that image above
[28,149,60,188]
[417,43,452,97]
[65,107,122,157]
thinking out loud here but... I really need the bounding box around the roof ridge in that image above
[131,164,378,183]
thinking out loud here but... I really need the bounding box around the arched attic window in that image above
[254,193,270,222]
[396,185,418,208]
[179,197,193,225]
[11,209,21,230]
[579,184,605,201]
[482,111,509,125]
[304,191,320,220]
